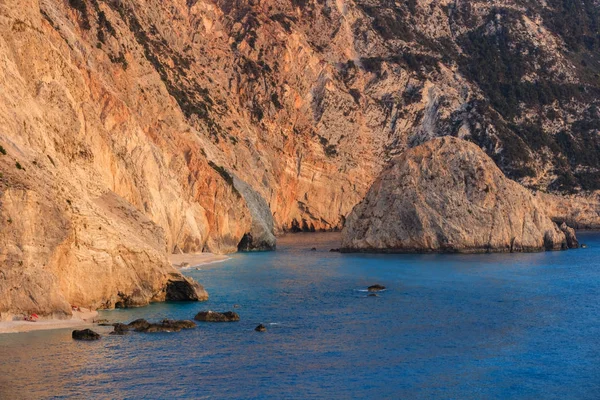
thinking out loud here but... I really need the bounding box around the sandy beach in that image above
[0,309,99,335]
[169,252,231,269]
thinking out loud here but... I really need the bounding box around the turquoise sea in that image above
[1,232,600,399]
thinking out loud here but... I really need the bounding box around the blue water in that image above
[1,232,600,399]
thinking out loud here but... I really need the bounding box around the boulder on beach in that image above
[72,329,101,341]
[194,311,240,322]
[368,285,386,292]
[255,324,267,332]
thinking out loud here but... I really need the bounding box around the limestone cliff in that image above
[1,0,600,317]
[341,137,575,253]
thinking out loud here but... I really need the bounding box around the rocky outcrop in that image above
[194,311,240,322]
[233,176,276,251]
[559,223,579,250]
[110,319,196,333]
[72,329,101,341]
[342,137,575,253]
[135,319,196,333]
[164,275,209,302]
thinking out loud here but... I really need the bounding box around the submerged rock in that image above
[342,137,576,254]
[135,319,196,333]
[255,324,267,332]
[367,293,379,297]
[194,311,240,322]
[368,285,386,292]
[72,329,101,341]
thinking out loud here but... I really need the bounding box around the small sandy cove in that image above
[0,253,230,335]
[169,252,230,269]
[0,309,98,335]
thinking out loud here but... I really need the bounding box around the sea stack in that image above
[342,137,578,254]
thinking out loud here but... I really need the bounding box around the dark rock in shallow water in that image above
[111,319,196,334]
[159,319,196,330]
[255,324,267,332]
[329,248,341,252]
[72,329,101,340]
[110,323,130,335]
[310,247,317,251]
[368,293,379,297]
[368,284,386,292]
[135,319,196,333]
[127,319,150,331]
[194,311,240,322]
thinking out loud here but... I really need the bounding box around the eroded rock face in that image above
[342,137,575,253]
[164,275,209,302]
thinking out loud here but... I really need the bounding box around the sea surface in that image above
[1,232,600,399]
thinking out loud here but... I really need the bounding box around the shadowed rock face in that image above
[342,137,576,253]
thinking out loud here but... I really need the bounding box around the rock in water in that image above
[342,137,576,254]
[255,324,267,332]
[559,223,579,249]
[194,311,240,322]
[368,285,386,292]
[110,323,130,335]
[127,319,151,331]
[72,329,101,341]
[165,275,209,302]
[135,320,196,333]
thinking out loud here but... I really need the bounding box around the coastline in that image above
[169,252,231,269]
[0,253,231,335]
[0,309,98,335]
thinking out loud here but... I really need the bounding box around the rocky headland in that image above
[342,137,580,253]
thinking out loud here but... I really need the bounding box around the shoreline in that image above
[169,252,231,269]
[0,309,98,335]
[0,253,231,335]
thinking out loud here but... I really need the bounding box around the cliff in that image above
[341,137,576,253]
[1,0,599,317]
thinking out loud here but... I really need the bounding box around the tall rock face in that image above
[0,0,599,316]
[341,137,574,253]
